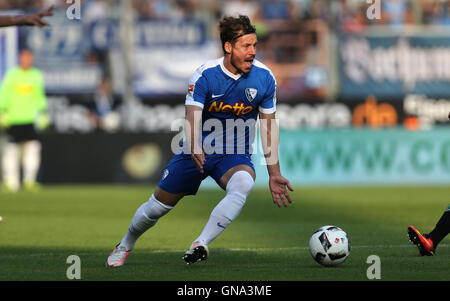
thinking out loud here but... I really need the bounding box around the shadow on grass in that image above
[0,246,287,281]
[2,244,447,281]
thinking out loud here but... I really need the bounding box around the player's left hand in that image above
[269,174,293,208]
[35,113,50,131]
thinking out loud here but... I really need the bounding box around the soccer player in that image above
[0,6,53,28]
[0,49,49,192]
[408,205,450,256]
[107,15,293,267]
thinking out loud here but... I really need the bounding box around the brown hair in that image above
[219,15,256,54]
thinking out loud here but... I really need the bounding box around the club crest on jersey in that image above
[162,169,169,180]
[245,88,258,102]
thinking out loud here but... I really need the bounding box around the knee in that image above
[226,170,255,199]
[144,194,174,220]
[3,142,19,154]
[24,140,41,152]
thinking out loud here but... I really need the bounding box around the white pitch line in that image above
[8,243,449,257]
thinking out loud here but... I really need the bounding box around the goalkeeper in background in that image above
[0,49,49,192]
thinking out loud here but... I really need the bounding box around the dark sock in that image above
[428,205,450,247]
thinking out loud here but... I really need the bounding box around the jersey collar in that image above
[220,57,242,81]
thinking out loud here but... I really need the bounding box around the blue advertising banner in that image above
[339,33,450,99]
[89,19,207,50]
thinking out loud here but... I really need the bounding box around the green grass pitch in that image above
[0,185,448,281]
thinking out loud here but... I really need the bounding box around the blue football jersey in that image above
[184,57,277,155]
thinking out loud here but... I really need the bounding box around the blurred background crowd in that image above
[3,0,450,28]
[3,0,450,26]
[3,0,450,106]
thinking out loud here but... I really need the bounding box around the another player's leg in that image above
[408,205,450,256]
[22,140,42,191]
[428,205,450,248]
[106,188,185,267]
[1,141,20,192]
[184,166,255,264]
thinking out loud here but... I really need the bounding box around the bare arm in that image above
[185,105,205,173]
[259,111,280,175]
[0,6,53,28]
[259,111,293,207]
[0,16,18,27]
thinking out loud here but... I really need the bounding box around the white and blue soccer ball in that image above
[309,225,350,267]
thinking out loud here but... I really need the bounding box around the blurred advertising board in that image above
[44,95,450,134]
[24,10,102,94]
[40,132,174,183]
[339,32,450,99]
[251,127,450,186]
[39,127,450,185]
[38,126,450,185]
[45,96,186,134]
[326,95,450,130]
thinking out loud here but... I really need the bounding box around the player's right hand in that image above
[0,113,9,129]
[22,6,54,27]
[191,152,205,174]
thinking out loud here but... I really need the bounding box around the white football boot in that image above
[106,245,131,267]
